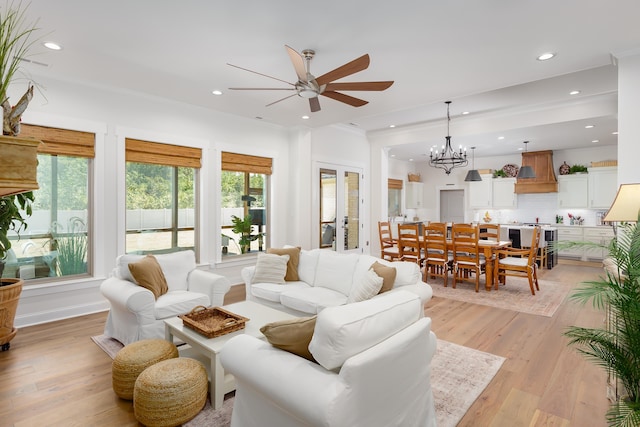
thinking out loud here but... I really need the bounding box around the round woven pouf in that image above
[112,339,178,400]
[133,357,208,427]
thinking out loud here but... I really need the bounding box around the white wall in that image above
[11,75,292,327]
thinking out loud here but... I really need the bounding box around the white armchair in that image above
[220,290,437,427]
[100,250,231,345]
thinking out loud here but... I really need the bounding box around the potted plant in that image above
[569,164,589,174]
[0,191,34,351]
[562,218,640,425]
[231,214,264,254]
[493,169,507,178]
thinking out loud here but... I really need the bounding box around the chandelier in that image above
[429,101,468,174]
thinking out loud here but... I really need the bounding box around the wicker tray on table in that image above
[179,306,249,338]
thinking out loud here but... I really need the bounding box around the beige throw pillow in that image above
[260,316,317,362]
[127,255,169,299]
[252,253,290,284]
[348,269,384,303]
[266,247,301,281]
[371,261,397,293]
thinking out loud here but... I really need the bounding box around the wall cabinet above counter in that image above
[468,174,516,209]
[557,167,617,209]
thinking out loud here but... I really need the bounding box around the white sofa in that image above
[220,290,438,427]
[241,249,433,316]
[100,250,231,345]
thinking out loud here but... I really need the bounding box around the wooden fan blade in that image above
[321,91,368,107]
[285,45,307,82]
[229,88,295,91]
[324,81,394,91]
[309,97,321,112]
[315,54,370,86]
[266,93,297,107]
[227,63,294,86]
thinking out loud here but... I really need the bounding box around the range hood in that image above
[514,150,558,194]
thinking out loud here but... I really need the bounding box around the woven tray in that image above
[179,306,249,338]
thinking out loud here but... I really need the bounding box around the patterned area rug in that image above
[92,335,504,427]
[427,276,572,317]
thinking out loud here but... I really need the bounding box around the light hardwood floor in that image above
[0,261,610,426]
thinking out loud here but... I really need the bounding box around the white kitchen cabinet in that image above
[557,174,588,208]
[405,182,424,208]
[468,174,492,208]
[492,178,517,208]
[556,226,584,259]
[588,166,617,209]
[583,227,615,261]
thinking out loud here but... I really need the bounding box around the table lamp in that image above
[603,183,640,223]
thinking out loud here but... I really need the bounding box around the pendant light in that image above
[429,101,468,174]
[464,146,482,182]
[517,141,536,179]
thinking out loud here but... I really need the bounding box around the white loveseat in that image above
[220,290,438,427]
[241,249,432,316]
[100,250,231,345]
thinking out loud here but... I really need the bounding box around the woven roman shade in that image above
[126,138,201,168]
[222,151,272,175]
[20,124,95,158]
[388,178,403,189]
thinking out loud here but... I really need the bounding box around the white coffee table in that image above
[164,300,297,410]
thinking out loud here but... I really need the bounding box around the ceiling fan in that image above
[227,45,394,113]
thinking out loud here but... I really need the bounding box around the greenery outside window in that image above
[221,152,271,257]
[0,125,94,281]
[125,139,200,256]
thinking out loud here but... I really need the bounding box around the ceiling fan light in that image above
[464,169,482,182]
[298,89,318,99]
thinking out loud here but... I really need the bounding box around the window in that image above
[221,152,271,257]
[0,125,94,281]
[388,178,403,217]
[125,139,200,255]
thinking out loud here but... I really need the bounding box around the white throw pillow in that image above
[252,253,290,284]
[347,269,383,303]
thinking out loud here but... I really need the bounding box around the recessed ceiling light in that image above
[43,41,62,50]
[212,90,223,96]
[462,111,470,115]
[390,154,396,158]
[302,115,310,120]
[389,124,395,128]
[409,158,414,162]
[498,136,505,140]
[569,90,581,95]
[612,131,619,135]
[592,139,599,143]
[537,52,556,61]
[518,147,524,151]
[585,125,595,129]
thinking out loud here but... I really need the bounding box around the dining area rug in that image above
[93,335,504,427]
[427,275,572,317]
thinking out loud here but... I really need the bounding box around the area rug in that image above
[428,276,572,317]
[92,335,504,427]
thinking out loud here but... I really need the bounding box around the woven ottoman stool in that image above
[133,357,208,427]
[112,338,178,400]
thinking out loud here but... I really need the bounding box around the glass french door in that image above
[317,164,363,253]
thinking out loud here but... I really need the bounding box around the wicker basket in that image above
[590,160,617,167]
[179,306,249,338]
[407,173,421,182]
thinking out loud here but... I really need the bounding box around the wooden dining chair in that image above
[493,226,540,295]
[423,222,451,286]
[378,221,401,261]
[479,223,500,242]
[397,223,424,266]
[451,223,485,292]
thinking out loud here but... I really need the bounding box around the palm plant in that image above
[0,191,33,278]
[231,214,263,254]
[563,219,640,426]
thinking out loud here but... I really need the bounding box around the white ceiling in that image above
[19,0,640,159]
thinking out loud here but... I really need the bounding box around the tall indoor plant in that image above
[563,219,640,426]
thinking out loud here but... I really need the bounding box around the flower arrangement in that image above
[567,213,583,225]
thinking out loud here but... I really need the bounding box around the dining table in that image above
[444,239,512,291]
